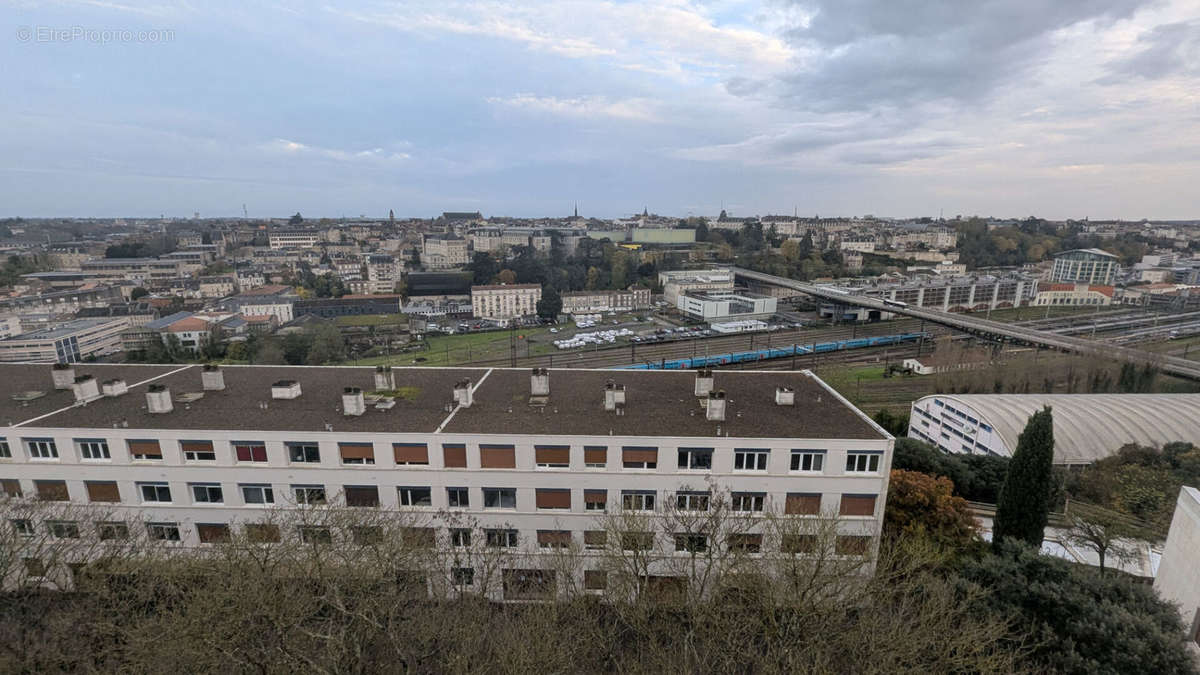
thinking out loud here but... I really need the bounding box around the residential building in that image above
[1050,249,1119,285]
[219,286,299,324]
[364,254,399,294]
[561,287,652,314]
[268,230,321,250]
[198,276,236,298]
[0,285,125,317]
[0,318,129,363]
[422,234,469,269]
[79,258,186,283]
[472,284,541,320]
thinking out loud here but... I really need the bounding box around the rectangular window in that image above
[1,479,21,498]
[181,440,215,461]
[452,567,475,586]
[234,441,268,463]
[584,530,607,550]
[621,531,654,551]
[845,452,882,473]
[0,438,9,458]
[584,489,607,512]
[147,522,181,542]
[48,520,80,539]
[731,492,765,512]
[190,483,223,504]
[353,526,384,545]
[840,494,877,517]
[393,443,429,465]
[790,450,825,472]
[286,442,320,464]
[12,519,34,536]
[727,533,762,553]
[26,438,58,459]
[240,483,274,505]
[246,523,281,543]
[674,533,708,553]
[447,487,469,508]
[344,485,379,507]
[485,528,518,548]
[675,491,710,511]
[443,443,467,468]
[537,530,572,549]
[583,445,607,468]
[196,523,231,544]
[584,570,607,590]
[836,535,872,556]
[535,488,571,510]
[85,481,120,503]
[785,493,821,515]
[398,486,433,507]
[535,445,570,468]
[450,528,472,547]
[299,526,332,544]
[292,484,326,504]
[621,490,655,511]
[338,442,374,465]
[480,444,516,469]
[97,521,129,541]
[677,447,713,470]
[483,488,517,509]
[35,479,68,501]
[734,448,769,471]
[138,482,171,503]
[128,440,162,461]
[77,439,110,460]
[622,446,658,469]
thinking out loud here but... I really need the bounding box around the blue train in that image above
[620,332,928,370]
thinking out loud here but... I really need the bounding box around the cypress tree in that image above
[993,406,1055,550]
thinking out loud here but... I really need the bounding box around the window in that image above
[584,490,607,512]
[0,438,9,458]
[446,487,469,508]
[678,447,713,470]
[24,558,46,577]
[535,489,570,510]
[344,485,379,507]
[352,526,384,545]
[85,481,120,503]
[675,491,710,511]
[1,479,21,497]
[393,443,429,465]
[287,442,320,464]
[128,440,162,461]
[12,519,34,536]
[584,530,607,550]
[35,479,69,501]
[240,483,275,505]
[97,521,129,540]
[483,488,517,509]
[138,482,171,503]
[674,533,708,553]
[846,452,882,473]
[485,528,518,548]
[398,486,433,507]
[781,534,817,554]
[480,444,516,468]
[299,526,332,544]
[147,522,181,542]
[584,569,607,590]
[727,533,762,553]
[734,448,769,471]
[234,441,268,463]
[339,442,374,465]
[452,567,475,586]
[77,439,110,460]
[245,523,281,543]
[181,440,215,461]
[450,528,472,547]
[836,535,871,556]
[443,443,467,468]
[622,490,655,511]
[731,492,765,512]
[790,450,825,472]
[785,493,821,515]
[26,438,58,459]
[840,494,877,516]
[293,484,326,504]
[537,530,571,549]
[622,446,657,469]
[584,445,607,468]
[197,523,231,544]
[190,483,223,504]
[535,445,570,468]
[621,531,654,551]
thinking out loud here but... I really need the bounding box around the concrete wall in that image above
[1155,486,1200,647]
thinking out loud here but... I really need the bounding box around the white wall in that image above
[1155,486,1200,645]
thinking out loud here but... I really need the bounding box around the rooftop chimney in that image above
[51,363,75,390]
[775,386,795,406]
[706,390,727,422]
[342,387,365,416]
[146,384,173,414]
[201,364,225,391]
[614,384,626,407]
[101,379,128,397]
[530,368,550,397]
[604,381,616,411]
[453,379,473,408]
[271,380,301,400]
[374,365,395,391]
[72,375,101,404]
[694,369,714,397]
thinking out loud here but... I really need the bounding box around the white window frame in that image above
[26,439,58,460]
[77,439,111,461]
[287,442,321,464]
[622,491,656,512]
[731,492,766,512]
[845,452,882,473]
[484,528,518,548]
[450,528,472,547]
[138,482,172,503]
[190,483,224,504]
[446,487,469,508]
[677,447,713,470]
[240,483,275,505]
[11,519,34,536]
[147,522,181,542]
[0,438,10,458]
[398,486,433,507]
[292,484,326,505]
[47,520,80,539]
[482,488,517,509]
[675,492,710,511]
[182,442,216,462]
[790,450,826,473]
[733,448,769,471]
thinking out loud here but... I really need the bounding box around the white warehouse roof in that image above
[913,394,1200,465]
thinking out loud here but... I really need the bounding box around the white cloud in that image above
[263,138,411,162]
[487,94,660,122]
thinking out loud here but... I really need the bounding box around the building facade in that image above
[294,295,403,319]
[0,318,129,363]
[677,291,778,322]
[422,235,469,269]
[1032,283,1114,307]
[659,270,735,306]
[1050,249,1119,285]
[268,231,321,250]
[471,284,541,320]
[561,287,652,314]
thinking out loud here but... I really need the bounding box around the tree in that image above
[496,269,517,285]
[466,251,499,285]
[1061,505,1139,575]
[305,322,346,365]
[409,248,421,268]
[129,287,149,300]
[694,220,708,242]
[253,338,285,365]
[536,285,562,320]
[884,470,979,551]
[993,407,1055,550]
[872,409,909,436]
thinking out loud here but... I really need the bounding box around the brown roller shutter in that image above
[584,570,607,590]
[537,530,571,546]
[86,481,121,503]
[785,493,821,515]
[443,444,467,468]
[344,485,380,507]
[245,523,281,543]
[836,535,871,555]
[583,490,607,505]
[535,446,570,465]
[35,480,69,501]
[1,478,21,497]
[393,443,429,464]
[197,523,230,543]
[127,440,161,457]
[584,530,607,547]
[339,443,375,460]
[480,445,516,469]
[180,440,213,453]
[583,446,607,465]
[536,489,571,509]
[839,494,877,516]
[622,447,658,463]
[782,534,817,554]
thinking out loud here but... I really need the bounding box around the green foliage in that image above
[1067,442,1200,535]
[884,469,980,551]
[993,407,1056,549]
[892,438,1012,504]
[305,322,346,365]
[129,287,149,300]
[536,284,562,320]
[466,251,499,285]
[201,261,233,276]
[0,253,53,287]
[872,408,909,436]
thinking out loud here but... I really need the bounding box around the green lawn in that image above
[354,324,562,366]
[335,314,408,327]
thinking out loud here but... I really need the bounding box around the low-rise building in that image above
[471,284,541,320]
[1050,248,1119,285]
[659,269,735,306]
[294,295,403,319]
[677,290,777,322]
[1032,283,1114,307]
[561,287,652,314]
[0,317,129,363]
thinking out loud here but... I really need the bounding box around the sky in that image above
[1,0,1198,220]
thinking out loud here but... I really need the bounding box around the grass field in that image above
[354,324,565,367]
[982,305,1128,323]
[334,314,408,327]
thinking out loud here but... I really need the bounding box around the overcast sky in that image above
[2,0,1198,220]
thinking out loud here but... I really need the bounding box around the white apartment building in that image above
[1050,249,1119,286]
[561,287,652,314]
[659,269,735,306]
[0,364,893,596]
[422,235,469,269]
[677,290,777,322]
[364,254,399,294]
[471,284,541,320]
[268,231,321,250]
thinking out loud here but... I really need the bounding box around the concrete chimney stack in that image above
[201,364,225,391]
[101,379,128,397]
[146,384,173,414]
[775,386,795,406]
[342,387,365,416]
[705,390,727,422]
[604,381,616,411]
[72,375,101,404]
[271,380,301,400]
[614,384,626,407]
[51,363,75,390]
[530,368,550,397]
[694,368,714,397]
[374,365,395,391]
[454,379,473,408]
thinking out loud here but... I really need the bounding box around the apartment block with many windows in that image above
[0,363,893,597]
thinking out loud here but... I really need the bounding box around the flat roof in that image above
[0,318,123,342]
[0,364,885,440]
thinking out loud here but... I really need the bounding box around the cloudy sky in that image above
[2,0,1198,219]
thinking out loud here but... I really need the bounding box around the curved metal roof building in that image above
[908,394,1200,465]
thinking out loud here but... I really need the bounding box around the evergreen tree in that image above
[993,406,1055,550]
[536,285,562,320]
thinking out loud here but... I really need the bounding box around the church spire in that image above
[574,202,578,218]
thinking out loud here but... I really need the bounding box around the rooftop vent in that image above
[775,386,795,406]
[146,384,173,414]
[374,365,395,391]
[343,387,365,416]
[530,368,550,397]
[201,364,225,391]
[72,375,101,404]
[705,390,727,422]
[271,380,301,400]
[51,363,75,390]
[694,369,714,397]
[101,379,128,397]
[453,379,473,408]
[604,381,626,411]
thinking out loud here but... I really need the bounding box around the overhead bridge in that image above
[729,267,1200,381]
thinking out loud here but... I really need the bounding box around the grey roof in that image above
[0,318,123,341]
[920,394,1200,464]
[144,311,194,331]
[1054,248,1118,259]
